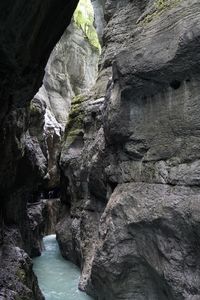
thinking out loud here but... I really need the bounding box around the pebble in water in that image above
[33,235,93,300]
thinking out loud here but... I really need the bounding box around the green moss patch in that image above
[16,268,26,284]
[64,95,87,146]
[155,0,181,10]
[72,94,86,104]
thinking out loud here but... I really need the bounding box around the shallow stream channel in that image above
[33,235,93,300]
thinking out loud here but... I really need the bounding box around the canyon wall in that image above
[29,0,100,191]
[0,0,79,298]
[0,0,78,241]
[0,0,102,297]
[1,0,200,299]
[58,0,200,299]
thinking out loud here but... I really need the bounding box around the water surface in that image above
[33,234,92,300]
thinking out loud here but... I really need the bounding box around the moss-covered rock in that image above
[73,0,101,52]
[16,268,26,284]
[64,95,88,147]
[72,94,87,104]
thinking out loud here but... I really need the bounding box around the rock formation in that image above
[0,226,44,300]
[0,0,102,297]
[27,198,60,257]
[29,0,101,190]
[57,0,200,299]
[0,0,79,298]
[1,0,200,299]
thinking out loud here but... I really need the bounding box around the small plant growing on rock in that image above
[155,0,171,10]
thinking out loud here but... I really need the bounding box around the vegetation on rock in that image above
[155,0,181,10]
[73,0,101,52]
[64,95,87,146]
[141,0,182,24]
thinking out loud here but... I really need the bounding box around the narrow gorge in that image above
[1,0,200,300]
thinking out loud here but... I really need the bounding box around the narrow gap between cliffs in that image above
[31,0,102,299]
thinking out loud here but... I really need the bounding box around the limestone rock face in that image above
[58,0,200,299]
[91,0,106,42]
[29,3,100,189]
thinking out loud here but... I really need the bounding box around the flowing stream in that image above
[33,235,93,300]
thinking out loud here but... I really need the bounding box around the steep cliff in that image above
[0,0,79,298]
[58,0,200,299]
[0,0,79,237]
[29,0,101,190]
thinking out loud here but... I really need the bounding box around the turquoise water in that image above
[33,235,92,300]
